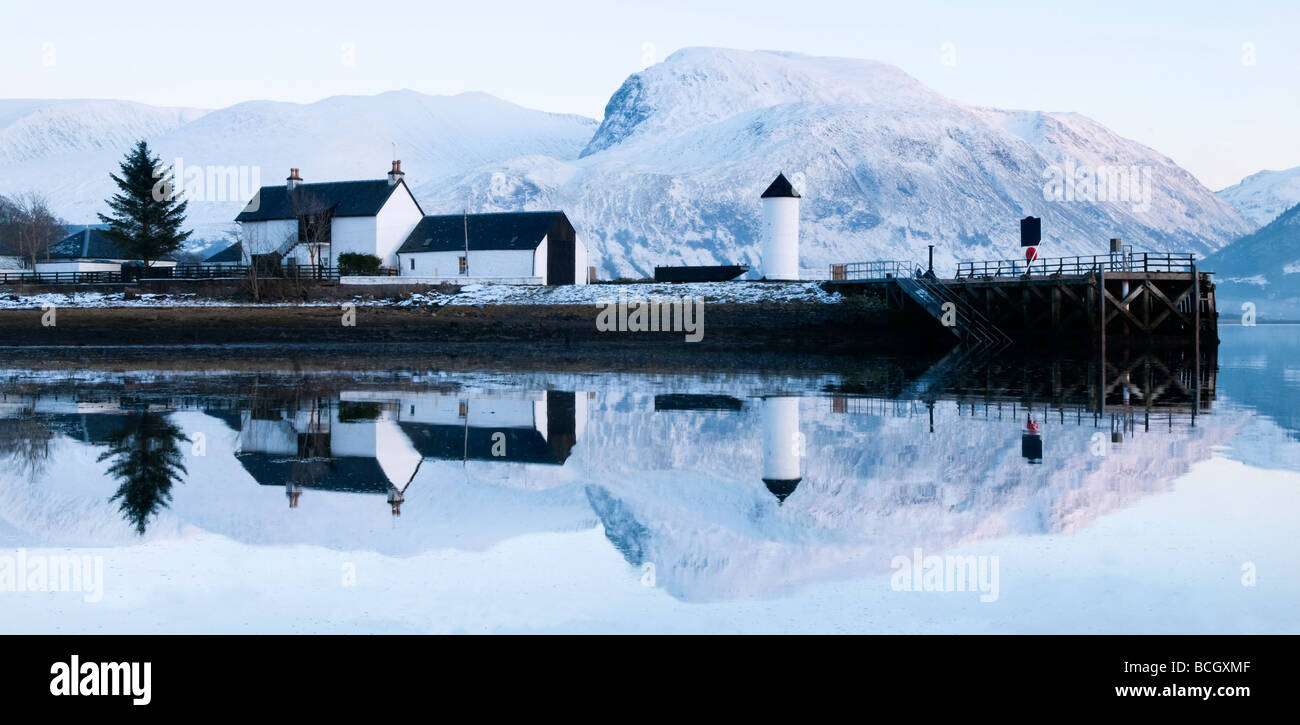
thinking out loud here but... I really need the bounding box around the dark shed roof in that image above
[398,423,571,465]
[235,179,418,222]
[760,173,801,199]
[397,211,566,254]
[205,242,242,263]
[237,453,396,493]
[48,227,130,260]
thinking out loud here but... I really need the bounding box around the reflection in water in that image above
[0,415,54,480]
[3,334,1292,619]
[98,411,189,534]
[761,396,803,503]
[230,389,582,518]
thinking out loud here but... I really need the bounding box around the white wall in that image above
[396,226,586,285]
[240,219,297,257]
[400,249,536,278]
[574,238,589,284]
[533,237,548,282]
[35,260,177,274]
[761,196,800,280]
[329,216,378,264]
[375,185,424,268]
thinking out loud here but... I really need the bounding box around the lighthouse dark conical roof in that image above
[761,173,801,199]
[762,477,802,503]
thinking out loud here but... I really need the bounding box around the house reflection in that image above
[235,390,583,512]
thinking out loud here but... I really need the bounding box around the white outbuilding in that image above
[396,211,588,285]
[36,226,178,275]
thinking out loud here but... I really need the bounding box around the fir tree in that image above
[98,411,188,535]
[97,140,191,270]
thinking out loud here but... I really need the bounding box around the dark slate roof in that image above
[398,423,570,465]
[47,227,178,261]
[397,211,564,254]
[48,228,130,260]
[235,179,417,222]
[237,453,396,493]
[760,173,801,199]
[205,242,242,264]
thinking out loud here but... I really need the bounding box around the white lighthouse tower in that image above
[760,173,801,280]
[761,396,803,503]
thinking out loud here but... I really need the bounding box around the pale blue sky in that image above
[1,0,1296,189]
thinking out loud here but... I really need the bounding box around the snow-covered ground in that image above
[0,281,844,309]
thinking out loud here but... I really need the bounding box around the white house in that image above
[234,161,424,269]
[36,226,178,275]
[395,210,588,285]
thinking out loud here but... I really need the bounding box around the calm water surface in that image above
[0,325,1296,633]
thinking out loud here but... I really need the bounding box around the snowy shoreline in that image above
[0,281,845,310]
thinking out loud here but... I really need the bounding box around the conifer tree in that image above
[98,140,191,270]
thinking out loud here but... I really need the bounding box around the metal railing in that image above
[169,264,347,279]
[900,266,1013,349]
[830,260,917,281]
[956,252,1196,278]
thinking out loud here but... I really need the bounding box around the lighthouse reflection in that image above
[761,396,803,503]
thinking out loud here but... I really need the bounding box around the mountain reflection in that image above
[0,343,1245,599]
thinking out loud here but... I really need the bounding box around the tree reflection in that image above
[97,412,188,534]
[0,416,55,480]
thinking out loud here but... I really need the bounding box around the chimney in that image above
[388,160,405,186]
[286,167,302,191]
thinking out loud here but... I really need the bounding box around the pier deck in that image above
[827,252,1215,348]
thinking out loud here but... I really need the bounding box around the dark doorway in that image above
[545,214,577,285]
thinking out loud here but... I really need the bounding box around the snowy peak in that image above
[1217,166,1300,229]
[582,48,942,156]
[514,47,1249,277]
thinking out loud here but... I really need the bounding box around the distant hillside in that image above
[1217,167,1300,230]
[1202,202,1300,320]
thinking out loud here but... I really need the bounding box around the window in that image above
[409,258,415,271]
[458,256,468,275]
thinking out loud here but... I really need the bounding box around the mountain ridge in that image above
[0,48,1251,276]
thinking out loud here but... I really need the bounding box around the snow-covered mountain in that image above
[0,99,207,166]
[0,49,1249,273]
[1217,167,1300,229]
[0,91,597,246]
[436,48,1249,277]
